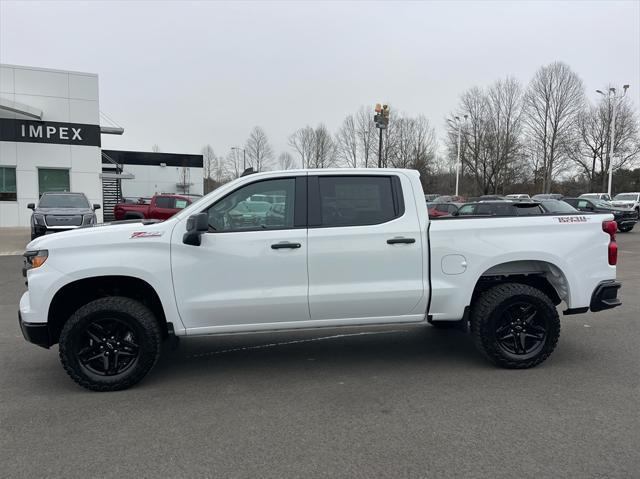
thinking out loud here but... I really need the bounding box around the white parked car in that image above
[579,193,612,202]
[505,194,530,199]
[611,192,640,213]
[19,169,622,391]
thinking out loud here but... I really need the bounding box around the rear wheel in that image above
[470,283,560,369]
[59,297,161,391]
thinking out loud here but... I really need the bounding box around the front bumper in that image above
[18,311,51,349]
[590,280,622,312]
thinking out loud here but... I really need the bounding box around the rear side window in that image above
[516,204,544,215]
[155,197,174,209]
[317,176,399,227]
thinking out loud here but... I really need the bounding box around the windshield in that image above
[614,194,638,201]
[38,193,89,209]
[542,200,577,213]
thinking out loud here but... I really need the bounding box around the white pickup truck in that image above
[19,169,622,391]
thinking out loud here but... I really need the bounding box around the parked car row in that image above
[425,194,639,232]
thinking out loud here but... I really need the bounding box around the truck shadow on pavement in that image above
[145,325,489,386]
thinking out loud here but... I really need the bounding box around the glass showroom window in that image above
[0,167,17,201]
[38,169,70,196]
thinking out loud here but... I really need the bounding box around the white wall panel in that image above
[15,169,38,199]
[0,202,20,228]
[16,143,71,171]
[71,146,101,174]
[0,141,17,165]
[14,68,69,98]
[69,99,99,124]
[69,74,98,101]
[0,66,14,94]
[14,94,70,122]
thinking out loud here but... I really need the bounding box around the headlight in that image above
[82,214,95,225]
[33,214,45,226]
[23,250,48,276]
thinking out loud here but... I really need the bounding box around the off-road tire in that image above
[470,283,560,369]
[59,296,161,391]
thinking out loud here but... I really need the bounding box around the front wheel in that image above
[618,224,634,233]
[470,283,560,369]
[59,297,161,391]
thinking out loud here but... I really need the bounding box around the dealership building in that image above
[0,64,202,227]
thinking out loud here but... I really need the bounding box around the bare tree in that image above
[523,61,585,192]
[277,152,297,170]
[201,144,215,180]
[571,94,640,191]
[151,144,161,153]
[336,114,358,167]
[245,126,273,172]
[311,123,336,168]
[223,149,244,179]
[288,126,315,168]
[355,106,376,168]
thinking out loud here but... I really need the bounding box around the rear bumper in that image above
[18,311,51,349]
[590,280,622,312]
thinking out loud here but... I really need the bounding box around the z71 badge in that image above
[130,231,164,239]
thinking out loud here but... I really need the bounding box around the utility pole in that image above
[374,103,390,168]
[596,85,629,196]
[448,115,468,196]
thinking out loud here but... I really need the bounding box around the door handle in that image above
[271,242,302,249]
[387,237,416,244]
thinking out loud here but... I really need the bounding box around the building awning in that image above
[0,97,43,119]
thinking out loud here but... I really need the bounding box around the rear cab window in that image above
[310,175,404,227]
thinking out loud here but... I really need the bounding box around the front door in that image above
[306,173,425,322]
[171,176,309,332]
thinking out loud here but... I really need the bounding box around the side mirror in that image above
[183,212,209,246]
[27,203,35,210]
[93,204,101,210]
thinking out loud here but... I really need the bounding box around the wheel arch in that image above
[471,259,571,307]
[47,275,169,346]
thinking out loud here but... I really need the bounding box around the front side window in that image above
[0,167,17,201]
[207,178,295,232]
[38,168,69,196]
[318,176,396,227]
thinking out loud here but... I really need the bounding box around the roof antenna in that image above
[240,167,256,177]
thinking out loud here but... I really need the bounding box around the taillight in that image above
[603,220,617,265]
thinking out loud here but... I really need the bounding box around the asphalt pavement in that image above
[1,233,639,478]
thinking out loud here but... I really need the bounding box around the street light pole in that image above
[597,85,629,197]
[449,115,467,197]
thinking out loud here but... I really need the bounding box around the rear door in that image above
[306,172,425,322]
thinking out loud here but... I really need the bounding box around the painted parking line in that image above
[0,251,23,256]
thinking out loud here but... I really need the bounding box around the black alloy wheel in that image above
[494,301,548,360]
[75,318,140,377]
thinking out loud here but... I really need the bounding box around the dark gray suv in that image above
[28,192,100,240]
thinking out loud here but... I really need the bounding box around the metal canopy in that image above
[0,98,43,119]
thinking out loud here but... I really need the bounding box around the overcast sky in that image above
[1,0,639,163]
